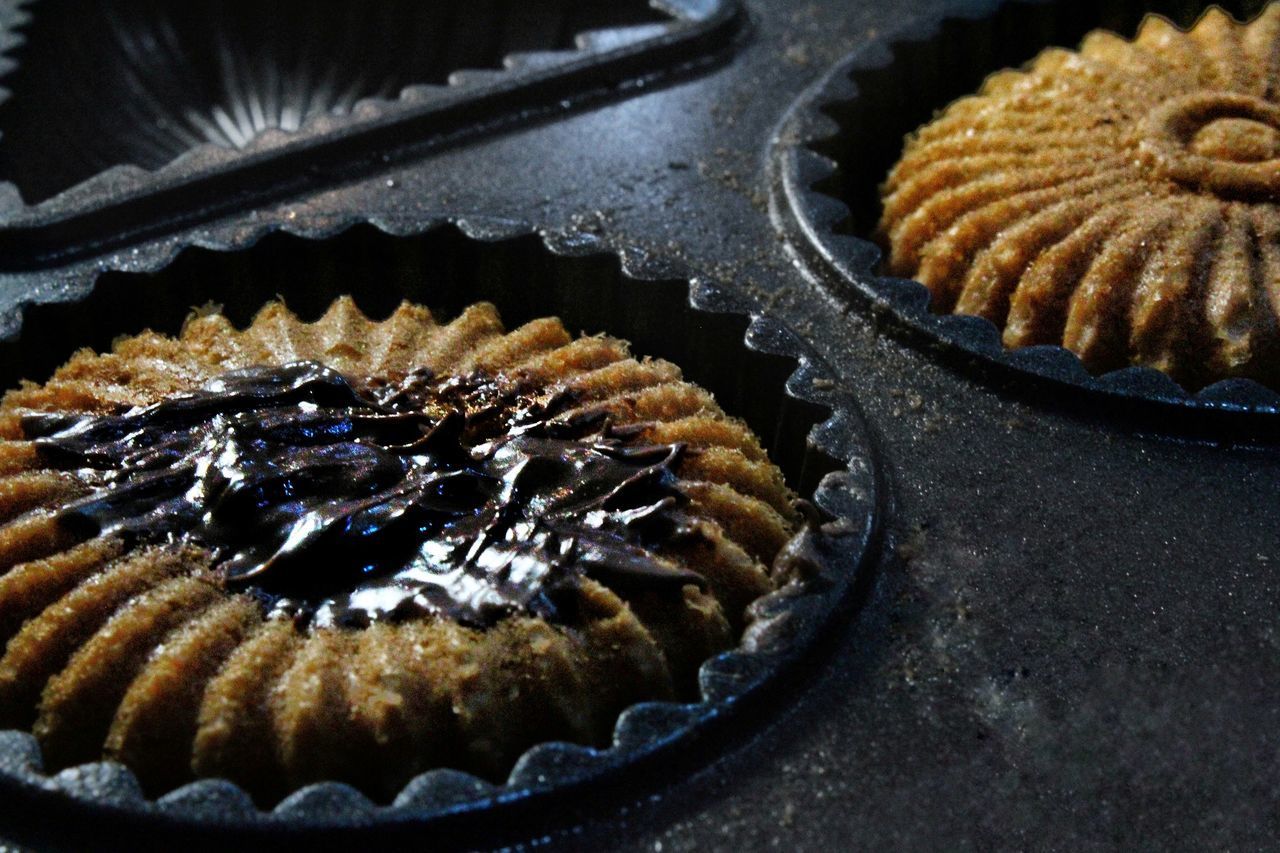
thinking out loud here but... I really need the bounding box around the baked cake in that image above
[878,6,1280,388]
[0,298,800,803]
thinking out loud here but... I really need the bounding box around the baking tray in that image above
[2,0,1280,849]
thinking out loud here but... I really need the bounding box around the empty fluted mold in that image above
[0,221,880,829]
[0,0,676,204]
[773,0,1280,420]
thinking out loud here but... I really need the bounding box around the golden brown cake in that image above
[878,6,1280,388]
[0,297,799,804]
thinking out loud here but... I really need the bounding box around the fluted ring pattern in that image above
[879,6,1280,389]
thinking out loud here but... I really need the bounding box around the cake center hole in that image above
[1190,117,1280,163]
[1138,92,1280,200]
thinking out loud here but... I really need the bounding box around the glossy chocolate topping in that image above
[24,362,706,628]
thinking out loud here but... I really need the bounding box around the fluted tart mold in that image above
[0,0,703,208]
[879,6,1280,390]
[0,297,807,804]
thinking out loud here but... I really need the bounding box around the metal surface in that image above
[0,0,1278,849]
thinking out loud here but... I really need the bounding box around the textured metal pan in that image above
[0,0,745,269]
[0,218,882,852]
[0,0,1270,849]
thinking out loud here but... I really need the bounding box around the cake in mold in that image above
[878,6,1280,389]
[0,297,800,803]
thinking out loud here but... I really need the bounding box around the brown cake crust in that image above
[0,297,799,803]
[879,6,1280,388]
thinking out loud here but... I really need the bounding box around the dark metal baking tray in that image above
[0,0,745,269]
[1,0,1279,849]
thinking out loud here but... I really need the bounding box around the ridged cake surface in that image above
[879,6,1280,388]
[0,298,799,803]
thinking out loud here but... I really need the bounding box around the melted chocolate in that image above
[25,362,706,628]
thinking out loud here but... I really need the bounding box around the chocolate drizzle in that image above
[24,362,706,628]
